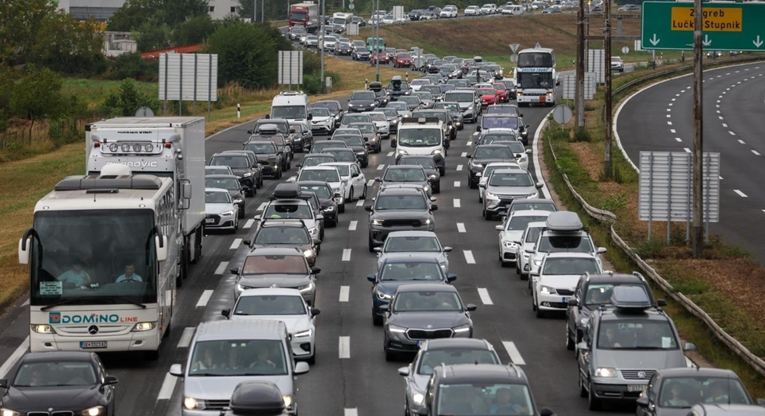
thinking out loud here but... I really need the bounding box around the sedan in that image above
[0,351,118,416]
[205,187,239,232]
[375,230,452,273]
[348,90,378,112]
[230,247,319,306]
[382,284,476,361]
[396,155,442,193]
[480,169,543,220]
[370,51,390,65]
[223,288,320,364]
[352,49,371,61]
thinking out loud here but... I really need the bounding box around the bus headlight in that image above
[132,322,156,332]
[31,324,55,334]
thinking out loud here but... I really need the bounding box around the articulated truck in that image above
[289,2,319,32]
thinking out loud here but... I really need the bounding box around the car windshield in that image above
[206,178,239,191]
[437,383,534,416]
[585,283,649,306]
[189,340,288,376]
[314,142,346,152]
[385,236,441,253]
[483,165,520,179]
[542,257,599,275]
[205,191,231,204]
[489,172,533,187]
[271,105,307,120]
[368,113,386,122]
[414,92,433,101]
[351,91,375,100]
[384,168,426,182]
[413,112,446,123]
[298,169,340,182]
[474,147,514,159]
[242,254,308,274]
[263,203,312,220]
[399,96,420,106]
[398,128,441,147]
[487,106,518,116]
[312,108,330,117]
[658,377,751,408]
[254,227,309,245]
[505,215,549,231]
[298,184,331,199]
[597,320,679,350]
[525,226,543,243]
[482,117,518,130]
[303,156,335,167]
[484,134,517,144]
[313,102,340,112]
[388,102,408,111]
[210,155,249,168]
[382,109,399,118]
[538,235,595,253]
[399,158,437,169]
[335,136,365,147]
[352,123,376,134]
[244,142,277,154]
[421,86,442,95]
[437,102,459,111]
[14,361,96,387]
[380,262,443,281]
[234,295,306,316]
[510,201,557,214]
[417,349,499,375]
[376,195,427,210]
[323,150,356,162]
[343,115,370,124]
[393,291,462,312]
[326,164,350,176]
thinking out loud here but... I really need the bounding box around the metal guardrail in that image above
[547,127,765,378]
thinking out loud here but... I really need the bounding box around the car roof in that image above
[421,338,493,351]
[511,210,552,217]
[21,351,95,363]
[544,252,598,260]
[655,367,740,378]
[245,247,303,256]
[205,174,239,180]
[436,364,527,383]
[382,254,441,264]
[301,166,337,171]
[258,220,306,228]
[195,320,286,341]
[388,231,438,238]
[323,162,356,166]
[206,187,230,194]
[297,180,331,187]
[324,147,355,152]
[378,187,424,195]
[387,165,424,170]
[238,288,305,298]
[396,283,457,293]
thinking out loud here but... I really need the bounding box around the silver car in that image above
[480,169,543,220]
[230,247,319,306]
[204,188,239,232]
[375,231,452,273]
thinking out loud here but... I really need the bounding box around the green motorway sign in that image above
[641,1,765,51]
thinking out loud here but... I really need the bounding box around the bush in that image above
[571,127,591,142]
[98,79,160,117]
[108,53,158,82]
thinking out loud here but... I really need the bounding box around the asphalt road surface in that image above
[616,61,765,266]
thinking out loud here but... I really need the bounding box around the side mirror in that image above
[398,367,410,376]
[379,304,389,312]
[311,267,321,274]
[265,114,270,119]
[367,274,376,283]
[334,192,342,198]
[635,397,649,408]
[443,246,452,252]
[479,183,486,188]
[182,181,193,199]
[495,225,503,231]
[597,247,607,254]
[657,299,667,307]
[374,177,382,182]
[156,236,168,262]
[0,379,7,388]
[684,342,697,351]
[475,172,482,177]
[316,214,324,221]
[308,113,313,120]
[352,172,360,178]
[539,409,554,416]
[364,205,373,212]
[243,239,251,247]
[447,274,457,282]
[18,237,30,265]
[169,364,184,377]
[295,361,310,374]
[430,197,437,202]
[311,308,321,316]
[254,215,262,220]
[246,129,253,134]
[221,309,230,318]
[525,149,532,154]
[466,304,477,312]
[567,298,579,306]
[430,204,438,211]
[373,247,382,253]
[535,182,544,189]
[576,342,589,351]
[526,124,530,129]
[103,375,118,385]
[230,267,240,275]
[391,139,397,148]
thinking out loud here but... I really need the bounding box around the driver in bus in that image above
[57,260,91,288]
[116,263,143,283]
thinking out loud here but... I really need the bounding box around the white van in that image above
[394,117,447,175]
[502,5,524,15]
[270,91,311,124]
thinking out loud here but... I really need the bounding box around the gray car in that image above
[244,220,319,267]
[396,155,441,193]
[230,247,320,306]
[205,174,246,218]
[348,90,378,112]
[375,231,452,274]
[412,91,435,109]
[382,284,476,361]
[365,187,437,252]
[433,101,464,130]
[243,140,284,179]
[376,165,434,197]
[481,169,543,220]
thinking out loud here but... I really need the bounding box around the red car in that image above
[477,87,501,107]
[492,82,510,102]
[393,52,413,68]
[370,51,390,65]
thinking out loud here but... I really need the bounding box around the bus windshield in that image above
[517,52,553,67]
[518,72,554,89]
[30,210,158,305]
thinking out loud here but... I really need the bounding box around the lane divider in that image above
[477,288,494,305]
[463,250,476,264]
[214,261,228,275]
[457,223,466,233]
[196,290,213,308]
[342,249,352,261]
[339,286,350,302]
[453,198,461,208]
[339,337,351,359]
[502,341,526,365]
[156,373,177,401]
[177,327,195,348]
[230,238,242,250]
[349,221,358,231]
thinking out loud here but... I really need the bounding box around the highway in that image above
[0,90,632,415]
[616,61,765,266]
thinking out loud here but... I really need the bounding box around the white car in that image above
[297,165,347,212]
[465,5,481,15]
[611,56,625,72]
[528,212,607,277]
[321,162,367,202]
[410,78,431,92]
[382,14,395,24]
[440,5,458,17]
[309,107,335,135]
[532,253,602,318]
[495,210,552,267]
[226,288,319,364]
[375,231,452,273]
[205,188,239,232]
[480,3,498,14]
[517,221,546,280]
[477,162,523,202]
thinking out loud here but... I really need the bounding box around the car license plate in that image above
[416,340,422,347]
[561,297,567,303]
[80,341,107,349]
[205,218,215,224]
[627,384,647,392]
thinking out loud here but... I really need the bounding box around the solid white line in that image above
[215,261,228,275]
[387,151,394,157]
[753,150,762,156]
[367,179,375,187]
[377,164,385,170]
[734,189,748,198]
[532,108,554,199]
[738,140,746,145]
[463,250,476,264]
[0,337,29,377]
[675,138,682,142]
[244,219,255,229]
[454,198,461,208]
[196,290,214,308]
[349,220,358,231]
[342,249,352,261]
[345,409,359,416]
[502,341,526,365]
[457,223,466,233]
[157,373,177,401]
[454,181,461,187]
[684,148,691,153]
[456,164,464,171]
[177,327,195,348]
[461,152,468,157]
[230,238,242,250]
[257,202,267,212]
[339,286,350,302]
[339,336,351,359]
[478,288,494,305]
[356,200,364,207]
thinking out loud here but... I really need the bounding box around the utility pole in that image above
[575,0,585,128]
[320,0,325,93]
[375,0,380,81]
[603,0,613,177]
[692,0,704,257]
[262,0,264,22]
[253,0,256,22]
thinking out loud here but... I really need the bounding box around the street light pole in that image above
[603,0,613,177]
[375,0,380,81]
[692,0,704,257]
[320,0,325,93]
[575,0,585,128]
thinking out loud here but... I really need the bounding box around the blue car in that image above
[368,255,456,326]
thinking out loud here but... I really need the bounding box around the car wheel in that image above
[362,160,369,168]
[360,185,367,200]
[238,206,245,219]
[287,160,292,170]
[532,292,537,311]
[588,381,601,410]
[385,349,397,362]
[307,350,316,365]
[144,350,160,361]
[339,202,345,214]
[579,372,588,398]
[469,179,477,189]
[433,184,440,194]
[348,188,354,202]
[483,208,492,220]
[373,314,383,326]
[231,217,239,234]
[536,303,545,318]
[478,193,483,203]
[368,235,376,252]
[566,325,575,351]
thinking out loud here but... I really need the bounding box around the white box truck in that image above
[85,117,205,285]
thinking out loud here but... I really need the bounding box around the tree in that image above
[135,18,173,52]
[33,15,107,75]
[161,0,209,28]
[99,79,160,117]
[9,67,66,134]
[172,15,218,46]
[0,0,56,66]
[109,0,208,32]
[108,53,158,82]
[107,0,155,31]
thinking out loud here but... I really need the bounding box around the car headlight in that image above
[453,324,471,333]
[294,329,313,338]
[283,395,294,408]
[356,151,366,155]
[304,249,314,258]
[322,206,336,212]
[412,392,425,405]
[298,282,315,293]
[485,192,498,200]
[439,262,447,270]
[595,367,618,378]
[221,210,235,216]
[470,162,483,169]
[540,285,557,295]
[533,259,543,266]
[388,325,406,333]
[349,103,355,107]
[132,322,156,332]
[81,406,105,416]
[429,174,438,180]
[31,324,55,334]
[376,290,392,300]
[308,227,318,236]
[372,219,384,226]
[527,192,538,198]
[431,149,442,155]
[1,409,20,416]
[422,218,431,225]
[522,252,531,259]
[503,241,518,248]
[236,283,250,293]
[392,119,399,124]
[243,172,253,177]
[184,397,205,410]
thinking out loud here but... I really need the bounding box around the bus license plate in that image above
[540,96,546,103]
[627,384,647,392]
[80,341,107,349]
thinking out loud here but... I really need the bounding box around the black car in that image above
[298,153,336,171]
[348,122,382,153]
[245,219,319,266]
[311,140,347,154]
[352,49,371,61]
[208,153,259,197]
[0,351,118,416]
[298,181,340,227]
[409,9,424,20]
[518,115,530,145]
[388,76,412,101]
[565,272,664,351]
[365,187,437,251]
[243,140,285,178]
[311,100,345,127]
[248,123,294,169]
[220,149,265,189]
[331,135,369,167]
[348,90,378,112]
[335,41,353,56]
[397,155,441,193]
[466,144,517,188]
[206,174,247,218]
[290,122,313,153]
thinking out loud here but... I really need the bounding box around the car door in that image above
[568,279,583,340]
[351,164,365,194]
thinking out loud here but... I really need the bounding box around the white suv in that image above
[532,253,602,318]
[495,210,552,267]
[440,5,458,17]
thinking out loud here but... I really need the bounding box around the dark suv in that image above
[242,140,284,179]
[365,187,437,251]
[208,153,259,197]
[466,144,517,188]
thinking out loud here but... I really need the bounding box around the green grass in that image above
[62,78,157,110]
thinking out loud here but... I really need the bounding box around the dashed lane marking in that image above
[244,219,255,229]
[257,202,267,212]
[684,148,691,153]
[478,288,494,305]
[667,121,673,126]
[339,337,351,359]
[339,286,350,302]
[367,179,374,187]
[454,198,461,208]
[387,151,394,157]
[196,290,213,308]
[467,141,473,146]
[177,327,195,348]
[349,221,358,231]
[286,176,296,183]
[454,181,461,188]
[670,129,676,133]
[464,250,476,264]
[457,164,463,171]
[738,140,746,145]
[356,200,364,207]
[457,223,466,233]
[502,341,526,365]
[734,190,748,198]
[753,150,762,156]
[156,374,178,401]
[230,238,242,250]
[461,152,468,157]
[675,138,682,142]
[342,249,352,261]
[729,131,736,136]
[345,409,358,416]
[214,261,228,275]
[377,164,385,171]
